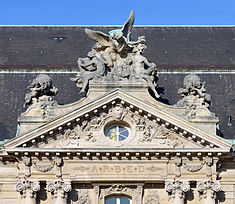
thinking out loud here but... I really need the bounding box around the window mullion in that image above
[117,197,120,204]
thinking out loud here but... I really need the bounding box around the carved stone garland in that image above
[46,180,72,204]
[32,156,62,178]
[16,180,40,204]
[165,180,190,204]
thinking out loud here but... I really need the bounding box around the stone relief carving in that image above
[143,192,160,204]
[197,180,221,200]
[76,189,91,204]
[138,122,184,148]
[100,184,128,198]
[110,104,128,120]
[100,184,142,203]
[23,74,58,117]
[71,11,159,98]
[38,102,196,148]
[176,74,215,119]
[16,180,40,199]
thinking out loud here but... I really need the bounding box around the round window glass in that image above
[105,125,129,142]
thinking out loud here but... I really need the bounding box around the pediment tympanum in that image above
[4,89,231,151]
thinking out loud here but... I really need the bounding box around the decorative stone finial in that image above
[70,11,159,98]
[176,74,215,119]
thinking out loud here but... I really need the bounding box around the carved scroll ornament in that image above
[197,180,221,199]
[47,180,72,199]
[165,180,190,200]
[16,180,40,199]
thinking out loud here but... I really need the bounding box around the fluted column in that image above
[197,180,221,204]
[47,180,72,204]
[165,180,190,204]
[16,180,40,204]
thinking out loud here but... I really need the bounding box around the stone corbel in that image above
[23,156,31,178]
[174,157,182,177]
[54,156,62,178]
[16,180,40,204]
[205,156,213,177]
[47,180,72,204]
[197,180,221,204]
[165,180,190,204]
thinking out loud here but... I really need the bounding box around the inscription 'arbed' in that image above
[73,164,163,175]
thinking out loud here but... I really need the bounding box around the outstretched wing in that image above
[85,28,112,47]
[121,10,135,39]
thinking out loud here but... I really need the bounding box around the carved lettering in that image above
[73,164,163,176]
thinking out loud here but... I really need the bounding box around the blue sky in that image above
[0,0,235,25]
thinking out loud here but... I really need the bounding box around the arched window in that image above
[106,196,132,204]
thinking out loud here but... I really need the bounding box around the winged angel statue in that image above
[71,11,160,98]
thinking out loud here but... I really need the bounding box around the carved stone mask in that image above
[113,105,124,119]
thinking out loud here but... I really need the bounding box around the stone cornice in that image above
[4,147,227,162]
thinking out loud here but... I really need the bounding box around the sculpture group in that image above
[71,11,160,98]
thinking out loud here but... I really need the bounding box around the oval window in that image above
[105,125,130,142]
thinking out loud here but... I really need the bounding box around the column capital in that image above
[165,180,190,200]
[46,180,72,199]
[197,180,221,199]
[16,180,40,198]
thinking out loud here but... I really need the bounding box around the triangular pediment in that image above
[4,89,232,151]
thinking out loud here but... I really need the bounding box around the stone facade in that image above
[0,11,234,204]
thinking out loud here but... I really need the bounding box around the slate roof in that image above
[0,26,235,69]
[0,26,234,140]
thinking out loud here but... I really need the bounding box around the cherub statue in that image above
[177,74,211,108]
[85,10,139,68]
[70,50,106,94]
[176,74,214,118]
[129,36,160,98]
[24,74,58,107]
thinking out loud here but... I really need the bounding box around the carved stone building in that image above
[0,12,234,204]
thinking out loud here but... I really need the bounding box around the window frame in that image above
[105,196,132,204]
